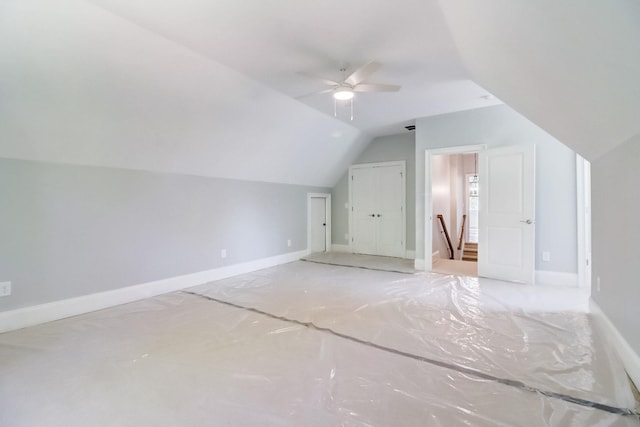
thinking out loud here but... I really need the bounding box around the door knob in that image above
[520,219,534,224]
[369,214,375,217]
[376,214,381,217]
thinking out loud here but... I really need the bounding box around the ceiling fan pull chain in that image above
[350,98,354,121]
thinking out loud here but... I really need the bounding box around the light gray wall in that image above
[416,105,577,273]
[591,135,640,354]
[0,158,327,312]
[331,133,416,251]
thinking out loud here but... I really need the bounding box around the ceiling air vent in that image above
[405,125,415,131]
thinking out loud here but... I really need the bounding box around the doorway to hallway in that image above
[426,145,537,283]
[430,151,480,277]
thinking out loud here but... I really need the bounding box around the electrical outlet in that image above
[344,202,348,209]
[542,251,551,262]
[287,239,291,247]
[596,276,601,292]
[344,233,349,241]
[0,282,11,297]
[221,249,227,259]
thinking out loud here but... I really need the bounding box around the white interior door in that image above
[310,197,327,253]
[376,165,404,257]
[478,145,535,284]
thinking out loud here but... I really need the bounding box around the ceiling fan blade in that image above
[297,71,340,87]
[353,83,401,93]
[295,88,334,99]
[344,61,382,86]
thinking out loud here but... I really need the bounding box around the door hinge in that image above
[352,237,354,242]
[351,175,354,181]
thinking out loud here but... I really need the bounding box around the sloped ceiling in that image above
[0,0,370,187]
[1,0,636,187]
[438,0,640,160]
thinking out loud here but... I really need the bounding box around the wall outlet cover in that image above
[0,281,11,297]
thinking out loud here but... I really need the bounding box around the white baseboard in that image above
[589,300,640,390]
[331,244,415,260]
[535,270,578,287]
[414,258,425,270]
[331,244,350,253]
[0,249,307,334]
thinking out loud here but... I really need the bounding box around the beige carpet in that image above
[432,258,478,277]
[302,251,416,274]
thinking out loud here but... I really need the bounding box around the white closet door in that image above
[375,165,404,257]
[351,163,405,257]
[478,145,535,283]
[352,167,377,255]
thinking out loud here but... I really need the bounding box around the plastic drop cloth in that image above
[1,260,638,426]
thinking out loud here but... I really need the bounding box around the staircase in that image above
[461,242,478,262]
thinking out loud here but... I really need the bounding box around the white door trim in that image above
[576,155,592,293]
[349,161,406,257]
[307,193,331,254]
[424,145,485,271]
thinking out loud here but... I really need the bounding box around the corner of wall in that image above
[589,299,640,390]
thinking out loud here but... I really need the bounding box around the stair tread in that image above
[461,241,478,263]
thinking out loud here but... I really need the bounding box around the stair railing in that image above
[437,214,455,260]
[457,214,467,250]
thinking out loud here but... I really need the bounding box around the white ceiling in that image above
[86,0,503,136]
[0,0,637,187]
[438,0,640,159]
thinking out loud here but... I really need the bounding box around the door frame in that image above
[307,193,331,254]
[348,160,406,257]
[424,145,485,271]
[576,154,592,293]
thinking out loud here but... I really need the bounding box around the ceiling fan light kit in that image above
[333,86,354,100]
[300,61,400,121]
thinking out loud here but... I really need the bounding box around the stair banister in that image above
[437,214,455,260]
[457,214,467,251]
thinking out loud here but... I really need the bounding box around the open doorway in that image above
[430,151,480,277]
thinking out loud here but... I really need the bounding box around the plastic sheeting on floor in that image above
[1,261,638,426]
[302,252,416,274]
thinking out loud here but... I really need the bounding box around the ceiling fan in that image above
[298,61,400,101]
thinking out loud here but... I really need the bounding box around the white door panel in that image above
[310,197,327,253]
[376,165,404,257]
[479,145,535,284]
[352,167,377,255]
[487,154,524,214]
